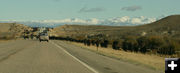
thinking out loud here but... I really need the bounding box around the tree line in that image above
[49,35,180,56]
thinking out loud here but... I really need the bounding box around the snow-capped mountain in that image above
[0,16,159,27]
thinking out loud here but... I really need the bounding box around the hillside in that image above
[53,15,180,40]
[0,23,32,40]
[52,15,180,57]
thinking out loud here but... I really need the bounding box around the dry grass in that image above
[69,42,165,71]
[0,40,9,43]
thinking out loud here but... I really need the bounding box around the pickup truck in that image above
[39,33,49,42]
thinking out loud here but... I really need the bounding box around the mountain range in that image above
[0,16,159,27]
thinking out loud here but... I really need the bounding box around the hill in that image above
[53,15,180,40]
[52,15,180,57]
[0,23,32,40]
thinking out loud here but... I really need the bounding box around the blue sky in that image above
[0,0,180,20]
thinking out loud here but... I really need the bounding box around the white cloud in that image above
[110,16,130,23]
[0,16,157,27]
[89,18,99,24]
[102,16,156,26]
[131,18,142,24]
[119,16,130,22]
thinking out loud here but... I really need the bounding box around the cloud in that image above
[52,0,61,2]
[108,16,130,23]
[0,16,157,27]
[121,5,142,11]
[131,18,143,24]
[101,16,156,26]
[23,18,100,25]
[79,7,105,13]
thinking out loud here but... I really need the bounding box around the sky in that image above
[0,0,180,26]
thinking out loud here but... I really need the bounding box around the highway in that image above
[0,40,162,73]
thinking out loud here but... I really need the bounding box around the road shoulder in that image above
[53,40,163,73]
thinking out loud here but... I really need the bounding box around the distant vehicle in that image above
[39,33,49,42]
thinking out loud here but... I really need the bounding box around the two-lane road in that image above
[0,40,162,73]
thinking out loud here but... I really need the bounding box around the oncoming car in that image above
[39,33,49,42]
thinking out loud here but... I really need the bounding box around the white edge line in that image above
[51,41,99,73]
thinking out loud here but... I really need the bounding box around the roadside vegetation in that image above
[0,32,16,40]
[0,23,32,40]
[50,35,180,71]
[50,35,180,57]
[69,41,165,71]
[51,15,180,57]
[50,15,180,71]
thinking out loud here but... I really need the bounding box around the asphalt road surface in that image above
[0,40,163,73]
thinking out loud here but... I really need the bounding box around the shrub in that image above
[112,41,119,50]
[100,39,109,48]
[148,36,164,50]
[122,37,138,52]
[91,40,96,46]
[95,40,100,48]
[157,40,180,55]
[137,37,149,53]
